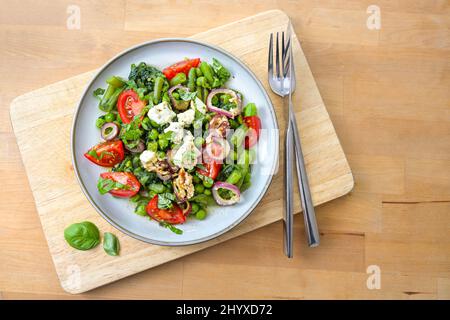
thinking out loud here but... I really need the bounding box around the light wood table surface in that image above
[1,0,449,299]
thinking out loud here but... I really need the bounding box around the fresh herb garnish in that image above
[211,58,231,87]
[178,90,197,101]
[93,88,105,100]
[97,177,130,195]
[64,221,100,251]
[103,232,120,256]
[157,192,176,209]
[159,221,183,235]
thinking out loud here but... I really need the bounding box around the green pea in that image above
[147,141,158,152]
[104,112,116,122]
[195,209,207,220]
[202,177,214,188]
[193,175,201,184]
[149,129,159,140]
[195,184,205,194]
[157,151,166,159]
[172,91,180,99]
[135,205,147,216]
[191,203,200,214]
[96,117,106,128]
[243,103,257,117]
[158,133,169,150]
[203,189,211,196]
[125,160,132,168]
[194,136,205,148]
[170,73,187,87]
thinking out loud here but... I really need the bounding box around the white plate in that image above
[71,39,279,246]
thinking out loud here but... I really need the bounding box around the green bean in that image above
[202,88,209,103]
[104,112,116,122]
[153,76,164,104]
[243,103,257,117]
[150,120,159,128]
[196,76,208,88]
[195,67,203,77]
[147,141,158,152]
[106,76,126,88]
[191,203,200,214]
[187,68,197,92]
[196,87,203,101]
[100,87,124,112]
[226,169,242,185]
[237,114,243,125]
[149,183,165,194]
[148,129,159,141]
[199,62,214,84]
[195,209,207,220]
[169,73,187,87]
[96,116,106,128]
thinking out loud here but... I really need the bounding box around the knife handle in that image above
[290,112,320,247]
[284,120,294,258]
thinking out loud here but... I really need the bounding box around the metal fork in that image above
[268,25,320,254]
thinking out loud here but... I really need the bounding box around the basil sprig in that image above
[157,193,175,209]
[97,177,130,195]
[103,232,120,256]
[64,221,100,250]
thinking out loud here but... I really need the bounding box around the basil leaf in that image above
[103,232,120,256]
[97,177,129,195]
[87,149,99,160]
[64,221,100,250]
[159,222,183,235]
[157,192,175,209]
[178,89,197,101]
[93,88,105,100]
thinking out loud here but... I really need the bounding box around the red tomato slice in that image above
[117,89,146,124]
[196,161,222,180]
[243,116,261,149]
[162,58,201,80]
[146,195,186,224]
[99,172,140,198]
[84,140,125,167]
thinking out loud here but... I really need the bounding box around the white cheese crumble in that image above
[147,101,176,125]
[139,150,157,171]
[193,97,207,114]
[172,134,201,170]
[177,108,195,127]
[164,122,185,144]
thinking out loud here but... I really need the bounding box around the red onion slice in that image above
[101,122,119,141]
[212,182,240,206]
[206,89,242,118]
[168,84,190,110]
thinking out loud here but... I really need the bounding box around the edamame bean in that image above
[199,62,214,84]
[195,209,207,220]
[170,73,187,87]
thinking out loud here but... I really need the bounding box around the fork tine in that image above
[268,33,273,78]
[282,32,291,77]
[275,32,280,78]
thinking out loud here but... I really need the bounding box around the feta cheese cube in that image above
[140,150,157,171]
[147,101,176,125]
[177,108,195,127]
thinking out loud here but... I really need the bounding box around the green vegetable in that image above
[120,117,143,149]
[199,62,214,85]
[158,136,169,150]
[149,183,165,194]
[195,209,207,220]
[191,202,200,214]
[148,128,159,140]
[99,86,124,112]
[97,177,130,195]
[96,116,106,128]
[194,136,205,148]
[187,68,197,92]
[93,88,105,101]
[64,221,100,251]
[170,72,187,87]
[135,204,147,216]
[104,112,116,122]
[190,194,210,207]
[157,193,175,209]
[202,177,214,188]
[153,76,165,104]
[204,189,212,196]
[103,232,120,256]
[195,184,205,194]
[147,141,158,152]
[159,222,183,235]
[243,103,257,117]
[196,76,210,89]
[231,125,248,146]
[178,89,197,101]
[211,58,231,87]
[195,67,203,77]
[106,76,126,88]
[226,169,242,185]
[128,62,167,92]
[202,88,209,103]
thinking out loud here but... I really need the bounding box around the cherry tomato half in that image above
[243,115,261,149]
[146,195,186,224]
[162,58,201,80]
[99,171,140,198]
[196,161,222,180]
[84,140,125,167]
[117,89,146,124]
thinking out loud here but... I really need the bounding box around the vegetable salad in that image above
[84,57,262,234]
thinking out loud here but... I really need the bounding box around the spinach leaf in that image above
[157,192,175,209]
[64,221,100,250]
[103,232,120,256]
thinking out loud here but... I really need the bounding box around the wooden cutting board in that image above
[9,10,353,294]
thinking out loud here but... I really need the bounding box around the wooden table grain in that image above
[1,0,449,299]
